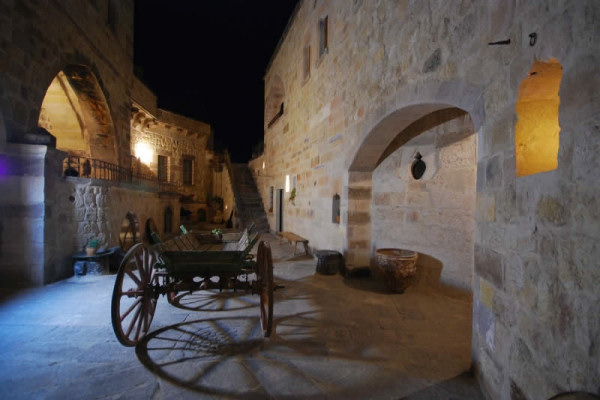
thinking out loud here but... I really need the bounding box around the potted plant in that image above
[212,228,223,241]
[288,188,296,205]
[86,238,99,256]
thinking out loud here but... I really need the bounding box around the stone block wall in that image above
[262,0,600,398]
[44,172,180,284]
[212,166,235,222]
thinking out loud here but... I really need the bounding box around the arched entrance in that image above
[38,65,118,164]
[346,81,483,291]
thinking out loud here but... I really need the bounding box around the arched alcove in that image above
[38,65,118,164]
[371,108,477,291]
[264,74,285,128]
[515,58,562,177]
[346,94,480,292]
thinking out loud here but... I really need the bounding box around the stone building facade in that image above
[0,0,136,286]
[130,77,213,205]
[260,1,599,399]
[0,1,216,286]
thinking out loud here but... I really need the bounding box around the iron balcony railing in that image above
[62,155,177,192]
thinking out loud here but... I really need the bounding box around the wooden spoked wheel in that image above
[111,243,159,346]
[257,241,274,337]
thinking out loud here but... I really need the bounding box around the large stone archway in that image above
[38,65,118,164]
[344,80,484,286]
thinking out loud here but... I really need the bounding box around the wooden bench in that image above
[278,231,309,255]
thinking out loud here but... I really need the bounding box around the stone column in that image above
[0,144,48,287]
[345,171,372,267]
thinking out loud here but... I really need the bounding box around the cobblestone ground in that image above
[0,234,484,399]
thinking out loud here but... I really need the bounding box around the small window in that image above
[303,45,311,81]
[332,193,340,224]
[515,59,562,177]
[318,16,328,58]
[158,155,168,182]
[269,186,274,213]
[182,157,194,185]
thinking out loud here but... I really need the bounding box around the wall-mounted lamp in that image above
[134,142,153,165]
[285,174,290,192]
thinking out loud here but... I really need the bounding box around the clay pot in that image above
[375,248,418,293]
[85,247,97,256]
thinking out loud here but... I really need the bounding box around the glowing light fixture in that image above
[134,142,153,165]
[515,58,562,177]
[262,161,265,169]
[285,174,290,192]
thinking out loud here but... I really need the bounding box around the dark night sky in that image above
[133,0,299,163]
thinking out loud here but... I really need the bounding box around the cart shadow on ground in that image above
[168,287,259,312]
[134,269,480,399]
[134,311,397,400]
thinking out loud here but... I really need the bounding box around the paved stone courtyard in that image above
[0,234,484,399]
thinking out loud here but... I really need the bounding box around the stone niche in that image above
[371,112,477,291]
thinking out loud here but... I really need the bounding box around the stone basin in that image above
[375,248,419,293]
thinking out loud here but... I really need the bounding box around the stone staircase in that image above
[229,163,270,233]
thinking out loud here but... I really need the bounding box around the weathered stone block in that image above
[475,245,503,289]
[476,193,496,222]
[422,48,441,73]
[485,154,502,190]
[348,187,371,199]
[347,211,370,225]
[536,196,567,226]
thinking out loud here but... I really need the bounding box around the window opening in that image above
[515,58,562,177]
[182,156,194,185]
[303,45,311,81]
[269,186,274,213]
[158,155,168,182]
[319,16,329,58]
[332,193,340,224]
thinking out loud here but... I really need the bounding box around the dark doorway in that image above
[276,189,284,233]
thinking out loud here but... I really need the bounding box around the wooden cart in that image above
[111,228,274,346]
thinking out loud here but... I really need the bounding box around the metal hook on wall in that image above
[529,33,537,47]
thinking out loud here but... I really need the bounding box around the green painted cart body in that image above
[111,227,274,346]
